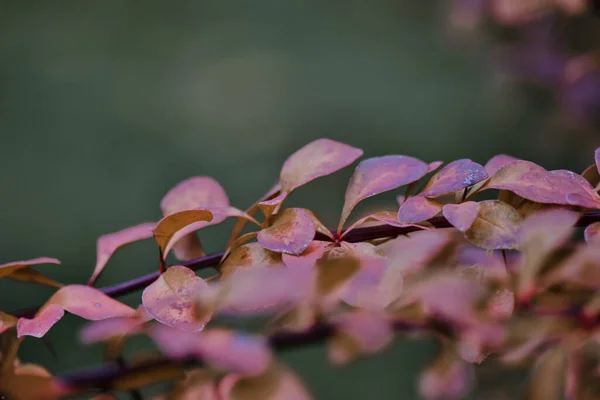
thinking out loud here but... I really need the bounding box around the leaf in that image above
[419,159,488,198]
[428,161,444,173]
[487,288,515,320]
[443,201,480,232]
[282,241,331,269]
[339,243,402,310]
[80,306,152,343]
[464,200,522,250]
[221,242,282,279]
[316,249,361,296]
[89,222,156,285]
[384,230,452,277]
[484,154,518,177]
[153,209,214,260]
[517,209,580,299]
[581,163,600,190]
[279,138,363,193]
[338,155,429,231]
[0,311,17,334]
[328,310,393,365]
[150,325,272,376]
[161,176,258,262]
[258,192,288,220]
[584,221,600,243]
[341,210,432,238]
[7,267,63,289]
[197,266,312,317]
[228,183,280,245]
[257,208,315,255]
[397,196,443,224]
[220,362,313,400]
[419,348,474,400]
[17,285,137,338]
[0,257,61,280]
[142,266,211,332]
[485,160,600,209]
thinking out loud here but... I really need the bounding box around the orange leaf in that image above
[584,221,600,243]
[442,201,480,232]
[464,200,522,250]
[228,183,280,245]
[142,266,211,332]
[0,311,17,334]
[279,138,363,193]
[89,223,156,285]
[153,209,214,260]
[221,242,282,279]
[0,257,60,280]
[419,159,488,198]
[17,285,136,338]
[486,160,600,209]
[338,155,429,231]
[6,267,63,289]
[257,208,315,255]
[397,196,443,224]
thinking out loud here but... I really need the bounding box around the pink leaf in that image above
[142,266,211,332]
[221,242,282,279]
[0,257,61,280]
[150,325,272,376]
[17,285,136,338]
[442,202,481,232]
[258,208,315,255]
[338,155,429,231]
[419,159,488,198]
[279,138,363,193]
[384,230,451,277]
[595,147,600,176]
[484,154,518,177]
[486,161,600,209]
[397,196,443,224]
[89,223,155,285]
[428,161,444,173]
[80,306,152,343]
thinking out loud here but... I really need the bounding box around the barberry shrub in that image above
[2,138,600,399]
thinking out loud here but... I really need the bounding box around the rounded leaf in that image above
[280,138,363,193]
[419,159,488,198]
[339,155,429,231]
[465,200,522,250]
[584,221,600,243]
[221,242,282,279]
[397,196,443,224]
[442,201,480,232]
[153,209,213,260]
[142,266,211,332]
[258,208,315,255]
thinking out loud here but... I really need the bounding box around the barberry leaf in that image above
[419,159,488,198]
[80,306,152,343]
[443,201,480,232]
[282,241,331,269]
[89,223,155,285]
[220,242,282,279]
[584,221,600,242]
[464,200,522,250]
[17,285,137,338]
[486,160,600,209]
[142,266,211,332]
[0,311,17,334]
[341,210,432,238]
[150,326,272,376]
[397,196,443,224]
[258,208,315,255]
[338,155,429,231]
[280,138,363,193]
[0,257,60,280]
[153,209,213,260]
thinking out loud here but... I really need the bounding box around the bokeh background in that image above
[1,1,600,399]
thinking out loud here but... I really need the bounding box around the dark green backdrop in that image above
[0,1,596,399]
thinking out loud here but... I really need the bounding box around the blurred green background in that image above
[1,1,598,399]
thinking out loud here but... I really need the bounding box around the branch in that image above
[57,319,451,394]
[13,211,600,319]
